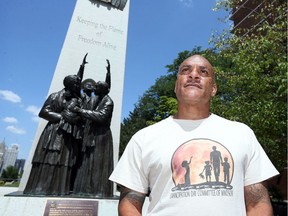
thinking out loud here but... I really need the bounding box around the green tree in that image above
[1,166,19,181]
[120,106,147,156]
[211,0,287,171]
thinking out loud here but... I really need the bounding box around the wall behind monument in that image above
[19,0,130,191]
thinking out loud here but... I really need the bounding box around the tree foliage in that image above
[120,0,287,171]
[1,166,19,180]
[210,0,287,170]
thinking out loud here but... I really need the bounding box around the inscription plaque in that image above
[44,200,98,216]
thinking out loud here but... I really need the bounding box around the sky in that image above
[0,0,230,160]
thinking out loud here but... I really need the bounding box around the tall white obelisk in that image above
[19,0,129,191]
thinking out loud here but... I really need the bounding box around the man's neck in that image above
[174,105,211,120]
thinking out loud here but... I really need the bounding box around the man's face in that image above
[175,55,217,106]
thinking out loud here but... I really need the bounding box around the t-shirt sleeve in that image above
[244,129,279,186]
[109,134,149,194]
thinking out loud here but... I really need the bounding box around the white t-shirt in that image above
[109,114,279,216]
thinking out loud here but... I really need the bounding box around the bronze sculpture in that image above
[24,55,115,198]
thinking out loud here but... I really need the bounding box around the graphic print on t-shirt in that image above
[170,138,234,197]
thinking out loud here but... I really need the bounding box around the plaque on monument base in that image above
[44,200,98,216]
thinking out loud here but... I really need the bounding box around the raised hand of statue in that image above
[106,59,110,73]
[82,53,88,66]
[105,59,111,90]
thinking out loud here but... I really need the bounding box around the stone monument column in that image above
[19,0,129,192]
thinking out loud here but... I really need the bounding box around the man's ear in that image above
[211,84,217,96]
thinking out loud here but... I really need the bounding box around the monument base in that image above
[0,187,149,216]
[1,188,118,216]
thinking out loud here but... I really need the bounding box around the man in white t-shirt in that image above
[109,55,279,215]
